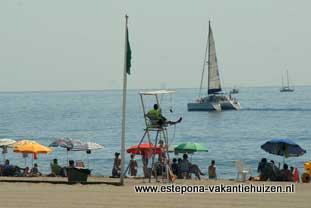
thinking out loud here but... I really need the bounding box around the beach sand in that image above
[1,177,311,208]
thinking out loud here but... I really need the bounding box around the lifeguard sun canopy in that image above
[139,90,176,95]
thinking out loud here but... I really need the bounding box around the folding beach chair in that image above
[236,160,252,182]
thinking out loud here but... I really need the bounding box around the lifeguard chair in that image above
[136,90,177,182]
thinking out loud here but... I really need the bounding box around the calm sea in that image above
[0,87,310,178]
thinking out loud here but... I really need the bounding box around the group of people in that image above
[112,150,217,181]
[171,154,217,180]
[0,159,41,177]
[0,158,89,178]
[256,158,299,182]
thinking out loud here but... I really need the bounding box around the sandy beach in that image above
[0,177,310,208]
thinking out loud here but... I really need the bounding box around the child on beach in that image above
[208,160,217,179]
[30,163,41,176]
[128,154,138,176]
[112,152,121,178]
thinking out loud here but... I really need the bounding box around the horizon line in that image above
[0,84,310,93]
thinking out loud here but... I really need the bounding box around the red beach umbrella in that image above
[127,143,162,155]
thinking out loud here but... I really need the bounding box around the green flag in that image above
[126,27,132,75]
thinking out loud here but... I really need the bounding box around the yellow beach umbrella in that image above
[13,140,52,161]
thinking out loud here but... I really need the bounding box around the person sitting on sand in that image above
[50,158,65,177]
[189,164,205,180]
[23,167,30,177]
[177,158,182,178]
[208,160,217,179]
[146,104,182,127]
[69,160,75,168]
[171,158,178,176]
[128,154,138,176]
[257,158,267,174]
[2,160,15,176]
[179,154,190,179]
[280,164,292,181]
[30,163,41,176]
[112,152,121,178]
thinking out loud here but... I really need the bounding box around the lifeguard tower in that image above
[137,90,177,182]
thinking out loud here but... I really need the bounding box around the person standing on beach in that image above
[208,160,217,179]
[142,151,149,178]
[128,154,138,176]
[112,152,121,178]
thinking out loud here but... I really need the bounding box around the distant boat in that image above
[230,87,239,94]
[280,70,294,92]
[187,21,240,111]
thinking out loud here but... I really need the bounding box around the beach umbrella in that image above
[127,143,162,155]
[261,138,306,163]
[49,138,84,164]
[0,138,16,147]
[49,138,81,150]
[71,142,103,152]
[0,138,16,162]
[13,140,52,166]
[174,142,208,154]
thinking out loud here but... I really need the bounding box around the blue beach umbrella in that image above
[261,138,306,162]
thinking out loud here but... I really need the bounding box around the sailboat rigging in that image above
[280,70,294,92]
[187,21,240,111]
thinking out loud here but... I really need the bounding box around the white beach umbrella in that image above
[71,142,104,151]
[71,142,104,168]
[0,138,16,147]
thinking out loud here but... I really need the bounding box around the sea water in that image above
[0,86,310,178]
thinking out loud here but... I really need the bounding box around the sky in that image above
[0,0,310,91]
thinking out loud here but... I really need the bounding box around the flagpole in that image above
[120,14,129,185]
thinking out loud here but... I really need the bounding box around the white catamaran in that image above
[187,21,240,111]
[280,70,294,92]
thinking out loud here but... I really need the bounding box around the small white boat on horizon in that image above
[187,21,240,111]
[230,87,239,94]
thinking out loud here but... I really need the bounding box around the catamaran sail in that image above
[208,23,222,94]
[187,21,240,111]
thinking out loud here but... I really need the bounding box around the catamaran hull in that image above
[187,102,221,111]
[187,95,240,111]
[280,89,294,92]
[220,100,241,110]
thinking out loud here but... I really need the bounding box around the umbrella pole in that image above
[87,154,89,168]
[67,150,69,166]
[149,131,159,183]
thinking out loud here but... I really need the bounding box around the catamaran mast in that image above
[286,70,290,88]
[207,20,211,95]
